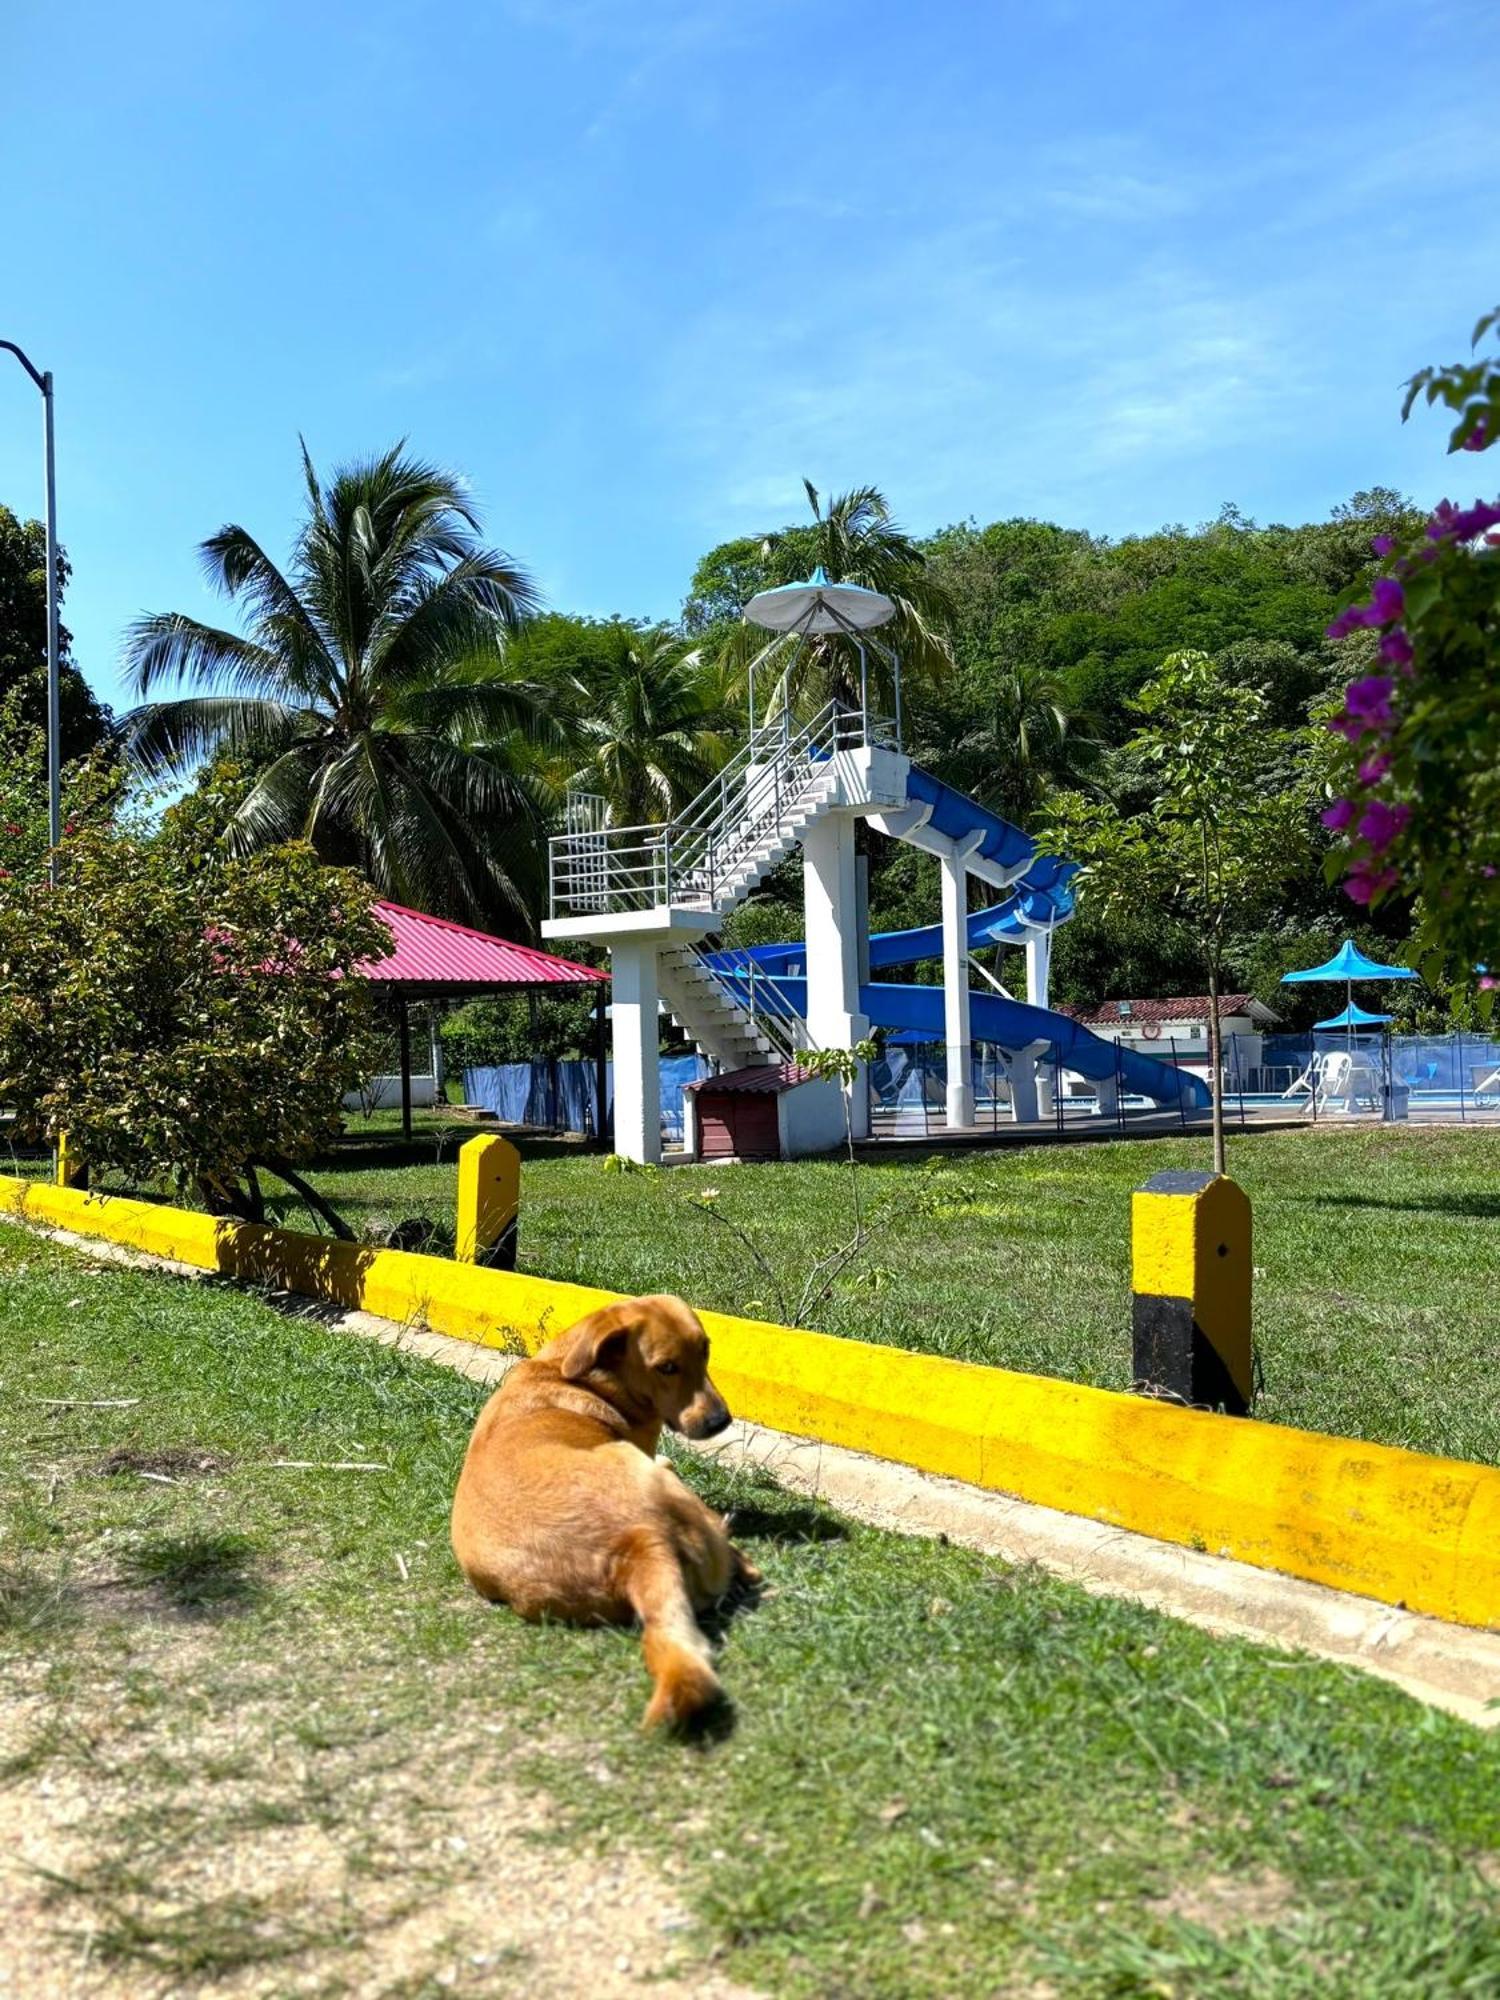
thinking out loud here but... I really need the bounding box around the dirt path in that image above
[1,1658,760,2000]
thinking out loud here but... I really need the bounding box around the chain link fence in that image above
[866,1031,1500,1140]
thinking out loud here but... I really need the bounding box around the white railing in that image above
[696,943,810,1067]
[550,700,895,921]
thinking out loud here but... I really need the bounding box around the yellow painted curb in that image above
[4,1171,1497,1634]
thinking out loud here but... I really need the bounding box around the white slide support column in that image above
[1007,1038,1049,1125]
[609,939,661,1165]
[1026,927,1052,1012]
[940,847,974,1129]
[803,812,870,1140]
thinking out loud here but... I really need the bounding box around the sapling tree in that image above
[684,1039,881,1327]
[1322,308,1500,1005]
[1045,651,1308,1174]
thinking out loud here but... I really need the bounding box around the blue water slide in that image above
[722,975,1207,1108]
[704,760,1208,1108]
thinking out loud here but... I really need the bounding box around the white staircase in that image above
[550,701,883,925]
[659,944,807,1072]
[548,701,902,1114]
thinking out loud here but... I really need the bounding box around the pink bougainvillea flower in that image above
[1368,577,1405,623]
[1357,753,1392,785]
[1462,417,1490,451]
[1370,533,1394,556]
[1428,496,1500,542]
[1379,628,1414,667]
[1344,860,1399,906]
[1355,799,1411,853]
[1345,674,1395,721]
[1321,798,1356,832]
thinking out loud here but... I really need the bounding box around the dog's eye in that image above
[655,1360,680,1376]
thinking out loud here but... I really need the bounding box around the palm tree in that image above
[563,626,736,824]
[734,480,954,721]
[122,444,548,926]
[945,663,1102,826]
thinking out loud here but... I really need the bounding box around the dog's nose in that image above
[682,1401,732,1441]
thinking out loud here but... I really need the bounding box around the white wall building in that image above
[1055,995,1281,1081]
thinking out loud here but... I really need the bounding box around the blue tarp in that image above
[463,1055,709,1141]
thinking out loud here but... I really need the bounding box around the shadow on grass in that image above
[120,1532,265,1616]
[724,1500,847,1547]
[1291,1189,1500,1221]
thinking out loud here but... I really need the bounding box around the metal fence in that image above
[865,1031,1500,1140]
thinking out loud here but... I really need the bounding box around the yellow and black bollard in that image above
[1131,1170,1252,1414]
[55,1131,88,1191]
[455,1133,521,1270]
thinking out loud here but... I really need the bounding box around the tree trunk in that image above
[255,1155,356,1240]
[1207,962,1226,1176]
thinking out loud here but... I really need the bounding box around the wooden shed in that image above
[684,1062,846,1162]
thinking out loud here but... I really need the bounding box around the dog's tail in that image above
[615,1529,721,1730]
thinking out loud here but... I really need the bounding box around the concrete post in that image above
[456,1133,520,1268]
[1095,1073,1119,1119]
[802,813,870,1139]
[429,1006,446,1100]
[1007,1039,1049,1125]
[609,939,662,1164]
[1131,1170,1253,1413]
[940,849,974,1130]
[1025,928,1052,1012]
[56,1130,87,1189]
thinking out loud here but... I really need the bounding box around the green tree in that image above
[0,686,122,885]
[0,757,385,1223]
[938,660,1101,826]
[0,502,112,754]
[1045,651,1309,1174]
[121,444,548,927]
[562,624,735,823]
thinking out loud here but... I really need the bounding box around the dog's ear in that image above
[558,1302,636,1381]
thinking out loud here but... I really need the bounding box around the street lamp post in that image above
[0,340,61,884]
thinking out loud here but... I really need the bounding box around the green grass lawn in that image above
[3,1220,1498,1998]
[187,1118,1500,1469]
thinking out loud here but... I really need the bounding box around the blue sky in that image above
[5,0,1498,711]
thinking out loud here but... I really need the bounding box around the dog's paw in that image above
[732,1548,764,1590]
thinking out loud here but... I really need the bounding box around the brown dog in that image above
[450,1294,760,1728]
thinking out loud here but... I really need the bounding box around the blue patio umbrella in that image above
[1313,1001,1393,1030]
[1282,939,1416,1052]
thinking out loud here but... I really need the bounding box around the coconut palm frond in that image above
[120,695,311,777]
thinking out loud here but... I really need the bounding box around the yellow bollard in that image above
[1131,1169,1252,1414]
[56,1131,88,1190]
[456,1133,520,1270]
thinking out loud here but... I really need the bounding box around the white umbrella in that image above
[743,565,896,633]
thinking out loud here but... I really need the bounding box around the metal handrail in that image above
[695,943,811,1067]
[552,697,892,919]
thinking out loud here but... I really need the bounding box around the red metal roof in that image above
[685,1062,814,1095]
[359,902,606,993]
